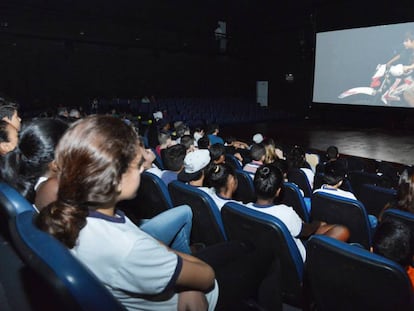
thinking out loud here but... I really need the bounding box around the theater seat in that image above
[381,208,414,233]
[357,184,397,218]
[221,202,306,308]
[306,235,414,311]
[288,168,312,198]
[168,181,227,246]
[10,211,126,311]
[233,169,256,204]
[311,191,372,249]
[117,171,173,224]
[280,182,310,223]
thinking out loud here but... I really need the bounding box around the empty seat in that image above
[357,184,397,218]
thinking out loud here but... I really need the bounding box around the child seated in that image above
[372,218,414,288]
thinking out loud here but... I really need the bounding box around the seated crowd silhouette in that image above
[0,97,413,311]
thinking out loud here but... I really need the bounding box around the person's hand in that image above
[178,291,208,311]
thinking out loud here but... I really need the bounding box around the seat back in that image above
[348,171,382,198]
[221,202,305,307]
[381,208,414,233]
[168,181,227,245]
[10,211,125,311]
[0,182,36,238]
[0,182,35,219]
[225,153,243,170]
[233,169,256,203]
[357,184,397,218]
[151,148,164,170]
[288,168,312,197]
[117,171,173,223]
[311,191,372,248]
[306,235,414,311]
[281,182,310,222]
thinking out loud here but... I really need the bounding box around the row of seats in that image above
[1,174,413,310]
[94,97,294,126]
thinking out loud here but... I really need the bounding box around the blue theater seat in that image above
[168,181,227,246]
[221,202,306,308]
[306,235,414,311]
[10,211,126,311]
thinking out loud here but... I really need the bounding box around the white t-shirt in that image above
[208,191,240,211]
[300,168,314,189]
[70,210,218,311]
[313,185,357,200]
[245,202,306,262]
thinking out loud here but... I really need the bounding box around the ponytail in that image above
[36,200,88,248]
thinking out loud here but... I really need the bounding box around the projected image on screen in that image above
[313,21,414,108]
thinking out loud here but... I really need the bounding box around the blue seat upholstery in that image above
[221,202,305,308]
[225,154,243,170]
[0,182,35,219]
[357,184,397,218]
[151,148,164,170]
[311,191,372,248]
[117,171,173,224]
[306,235,414,311]
[168,181,227,246]
[287,168,312,198]
[233,169,256,204]
[381,208,414,233]
[10,211,125,311]
[281,182,310,223]
[348,171,382,198]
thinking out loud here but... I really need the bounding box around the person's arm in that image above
[297,220,322,238]
[173,249,215,292]
[178,291,208,311]
[386,54,401,67]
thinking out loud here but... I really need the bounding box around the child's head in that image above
[372,218,414,268]
[158,130,171,146]
[16,118,69,199]
[0,120,18,155]
[205,163,237,196]
[250,143,266,162]
[287,145,306,169]
[209,143,226,164]
[0,100,21,131]
[323,160,347,186]
[162,144,187,172]
[254,164,283,200]
[36,115,142,248]
[326,145,339,161]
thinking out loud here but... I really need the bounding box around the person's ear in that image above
[0,141,12,154]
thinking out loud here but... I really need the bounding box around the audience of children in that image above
[0,96,410,310]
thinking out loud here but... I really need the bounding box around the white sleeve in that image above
[114,233,181,295]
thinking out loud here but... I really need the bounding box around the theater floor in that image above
[221,119,414,167]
